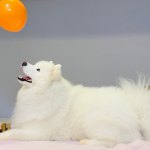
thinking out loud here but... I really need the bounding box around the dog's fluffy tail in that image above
[118,75,150,106]
[118,75,150,91]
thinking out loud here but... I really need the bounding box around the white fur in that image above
[0,61,150,147]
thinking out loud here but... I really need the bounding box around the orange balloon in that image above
[0,0,27,32]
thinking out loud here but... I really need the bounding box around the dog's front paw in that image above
[0,133,9,141]
[0,130,14,141]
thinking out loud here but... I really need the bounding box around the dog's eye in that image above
[37,68,40,72]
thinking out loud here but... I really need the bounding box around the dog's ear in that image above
[49,61,54,65]
[55,64,61,70]
[52,64,62,80]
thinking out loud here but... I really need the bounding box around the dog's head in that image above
[18,61,62,87]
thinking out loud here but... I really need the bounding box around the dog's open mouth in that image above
[18,75,32,83]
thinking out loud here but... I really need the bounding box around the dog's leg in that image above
[0,129,50,141]
[80,124,119,147]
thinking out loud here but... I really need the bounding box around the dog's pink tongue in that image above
[24,76,31,80]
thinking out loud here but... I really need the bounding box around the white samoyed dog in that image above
[0,60,150,147]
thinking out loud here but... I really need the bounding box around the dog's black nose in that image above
[22,62,27,66]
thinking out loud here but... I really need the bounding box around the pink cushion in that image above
[1,140,150,150]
